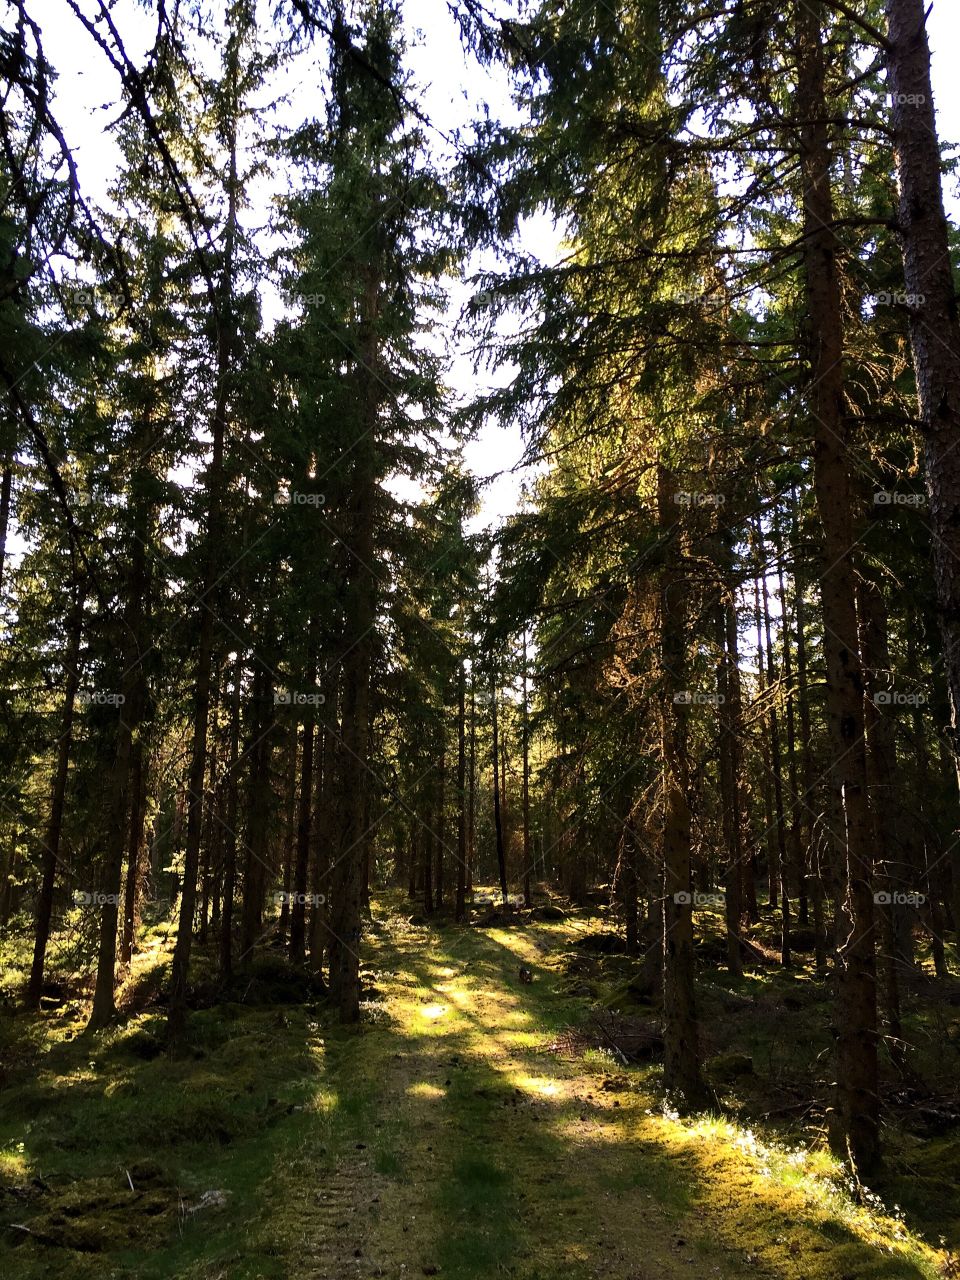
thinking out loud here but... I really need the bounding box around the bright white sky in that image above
[31,0,960,534]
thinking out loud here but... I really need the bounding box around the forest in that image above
[1,0,959,1276]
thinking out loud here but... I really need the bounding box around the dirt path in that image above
[1,904,941,1279]
[265,910,937,1280]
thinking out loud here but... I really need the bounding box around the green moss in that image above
[705,1051,754,1081]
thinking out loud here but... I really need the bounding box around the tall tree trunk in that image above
[422,780,434,915]
[752,571,779,909]
[795,0,879,1172]
[435,738,446,910]
[521,631,533,908]
[857,572,907,1074]
[717,585,744,979]
[0,451,12,598]
[791,492,825,967]
[776,510,807,927]
[167,81,239,1044]
[885,0,960,784]
[758,521,791,966]
[119,736,149,966]
[467,679,476,895]
[455,660,467,922]
[658,462,703,1106]
[290,716,314,962]
[89,476,153,1030]
[27,584,83,1008]
[219,656,242,983]
[278,728,298,940]
[491,666,508,903]
[328,267,379,1023]
[240,661,275,961]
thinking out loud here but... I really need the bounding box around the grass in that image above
[0,890,954,1278]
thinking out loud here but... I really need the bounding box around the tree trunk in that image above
[857,572,907,1074]
[435,739,446,910]
[776,509,807,927]
[89,476,153,1030]
[884,0,960,782]
[456,660,467,922]
[758,520,791,966]
[27,585,83,1008]
[240,662,275,961]
[278,728,298,940]
[795,0,879,1173]
[521,631,533,908]
[752,570,780,910]
[167,88,239,1045]
[658,461,703,1106]
[717,587,744,979]
[328,267,379,1023]
[0,452,12,598]
[119,736,149,966]
[467,678,476,895]
[219,656,242,983]
[491,666,508,903]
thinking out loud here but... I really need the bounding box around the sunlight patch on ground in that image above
[419,1003,447,1020]
[485,929,542,963]
[512,1073,565,1099]
[306,1086,339,1116]
[406,1082,445,1100]
[649,1110,942,1276]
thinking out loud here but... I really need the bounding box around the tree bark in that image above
[219,656,242,982]
[167,72,239,1043]
[795,0,879,1172]
[491,666,508,903]
[717,584,744,979]
[521,631,533,908]
[758,520,791,965]
[455,660,467,922]
[27,584,83,1008]
[658,461,703,1106]
[884,0,960,781]
[327,267,379,1022]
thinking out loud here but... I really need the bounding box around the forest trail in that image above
[256,905,938,1280]
[1,899,943,1279]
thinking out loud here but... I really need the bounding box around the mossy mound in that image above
[705,1052,754,1082]
[222,953,324,1005]
[601,971,659,1010]
[8,1175,174,1255]
[577,930,626,954]
[530,904,567,921]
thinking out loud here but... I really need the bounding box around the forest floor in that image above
[0,893,955,1279]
